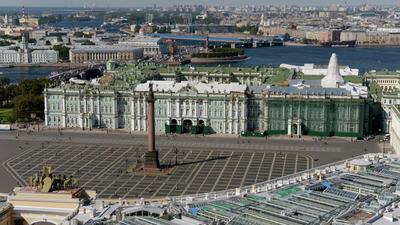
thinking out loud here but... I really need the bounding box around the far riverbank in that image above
[7,63,95,68]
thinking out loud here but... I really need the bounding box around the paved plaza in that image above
[4,143,312,198]
[0,130,382,199]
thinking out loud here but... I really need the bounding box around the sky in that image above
[0,0,398,7]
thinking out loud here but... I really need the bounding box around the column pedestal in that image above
[143,151,160,169]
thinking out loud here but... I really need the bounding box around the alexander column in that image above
[143,83,160,169]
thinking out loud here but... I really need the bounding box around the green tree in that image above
[0,77,10,87]
[18,79,48,96]
[53,45,70,61]
[28,39,37,44]
[0,40,12,46]
[73,31,84,38]
[13,94,44,122]
[0,84,18,107]
[81,40,95,45]
[134,24,141,33]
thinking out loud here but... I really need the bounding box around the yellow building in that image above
[5,187,95,225]
[366,70,400,92]
[19,17,40,27]
[0,202,13,225]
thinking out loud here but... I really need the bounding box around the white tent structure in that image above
[321,53,345,88]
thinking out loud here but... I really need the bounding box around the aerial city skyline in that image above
[0,0,399,7]
[0,1,399,225]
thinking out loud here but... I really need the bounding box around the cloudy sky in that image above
[0,0,398,7]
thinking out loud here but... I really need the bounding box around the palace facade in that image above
[44,81,372,137]
[44,53,374,137]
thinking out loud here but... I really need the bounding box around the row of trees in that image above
[235,25,260,35]
[53,45,70,61]
[192,48,244,58]
[0,77,49,123]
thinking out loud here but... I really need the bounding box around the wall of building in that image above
[0,50,57,64]
[44,87,247,135]
[340,31,400,45]
[247,97,368,137]
[44,86,371,137]
[31,50,58,64]
[0,205,13,225]
[69,48,144,63]
[390,106,400,155]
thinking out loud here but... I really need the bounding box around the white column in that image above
[204,100,208,116]
[223,100,227,133]
[167,100,171,117]
[176,99,180,117]
[44,92,48,126]
[97,96,101,127]
[229,100,233,134]
[288,119,292,135]
[183,101,187,117]
[113,96,118,129]
[78,94,83,129]
[235,100,239,134]
[194,100,198,118]
[62,94,67,127]
[79,114,83,129]
[131,97,135,131]
[190,101,193,117]
[298,122,302,137]
[264,101,268,131]
[241,101,246,133]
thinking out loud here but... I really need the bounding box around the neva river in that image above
[238,46,400,72]
[0,67,65,84]
[1,46,399,83]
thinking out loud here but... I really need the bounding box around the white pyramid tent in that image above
[321,53,345,88]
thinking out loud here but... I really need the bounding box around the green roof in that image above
[105,62,294,86]
[366,70,400,76]
[298,74,363,83]
[275,186,302,198]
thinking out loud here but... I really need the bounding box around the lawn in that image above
[0,108,12,123]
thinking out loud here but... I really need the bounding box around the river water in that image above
[237,46,400,73]
[1,46,399,83]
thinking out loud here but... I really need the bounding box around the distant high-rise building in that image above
[4,14,8,25]
[146,13,153,26]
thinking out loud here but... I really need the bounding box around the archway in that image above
[31,221,57,225]
[197,120,205,134]
[182,120,192,133]
[170,119,177,133]
[292,124,298,136]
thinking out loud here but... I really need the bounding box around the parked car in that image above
[364,135,375,141]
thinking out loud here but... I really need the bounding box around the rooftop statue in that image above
[28,165,79,192]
